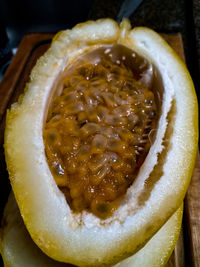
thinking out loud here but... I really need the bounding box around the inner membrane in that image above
[43,44,161,219]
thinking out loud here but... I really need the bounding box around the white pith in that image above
[0,193,183,267]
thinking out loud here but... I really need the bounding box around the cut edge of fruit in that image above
[0,192,183,267]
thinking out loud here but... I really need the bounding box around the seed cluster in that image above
[44,54,157,219]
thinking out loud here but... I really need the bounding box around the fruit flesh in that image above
[44,45,158,219]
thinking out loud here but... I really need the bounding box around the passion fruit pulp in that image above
[4,19,198,266]
[44,44,161,219]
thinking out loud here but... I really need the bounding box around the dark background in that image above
[0,0,200,100]
[0,0,199,266]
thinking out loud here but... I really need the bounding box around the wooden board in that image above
[0,33,199,266]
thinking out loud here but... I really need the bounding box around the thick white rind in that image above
[4,19,198,266]
[0,193,183,267]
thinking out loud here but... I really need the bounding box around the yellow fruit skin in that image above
[4,18,198,266]
[0,193,183,267]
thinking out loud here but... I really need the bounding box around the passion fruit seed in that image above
[44,46,157,219]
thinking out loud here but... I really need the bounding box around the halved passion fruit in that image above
[4,19,198,266]
[0,193,183,267]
